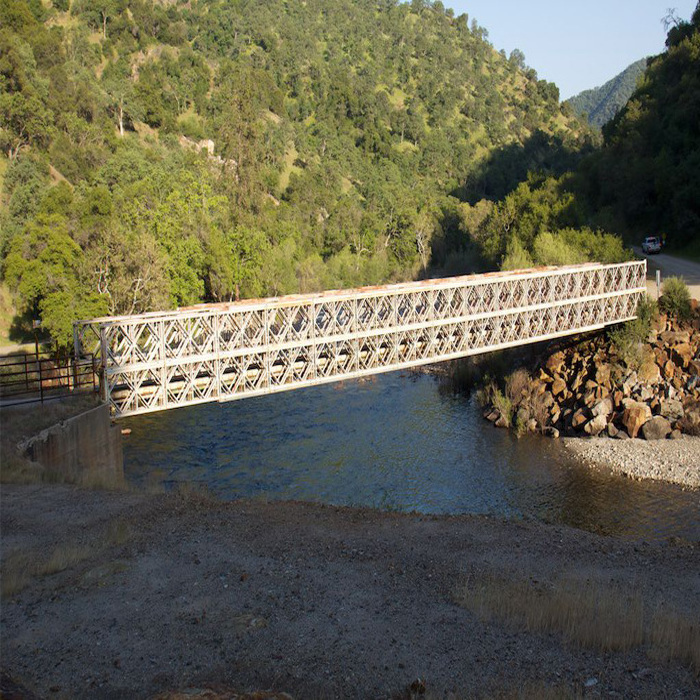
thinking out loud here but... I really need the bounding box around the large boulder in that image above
[595,363,612,388]
[546,352,565,375]
[671,343,693,369]
[641,416,672,441]
[660,399,684,422]
[659,330,690,346]
[638,360,661,384]
[584,413,608,436]
[494,411,510,429]
[591,397,613,419]
[551,376,567,397]
[622,371,638,396]
[621,402,652,438]
[571,408,589,429]
[679,407,700,436]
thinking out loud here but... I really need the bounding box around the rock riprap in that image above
[484,301,700,441]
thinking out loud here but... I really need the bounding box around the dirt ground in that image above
[1,484,699,700]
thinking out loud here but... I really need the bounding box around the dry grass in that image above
[455,573,700,673]
[1,543,94,598]
[649,608,700,670]
[1,519,134,599]
[154,684,580,700]
[389,680,581,700]
[1,395,100,443]
[483,685,582,700]
[505,368,530,404]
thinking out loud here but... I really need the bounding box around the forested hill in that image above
[582,4,700,248]
[567,58,647,128]
[0,0,592,345]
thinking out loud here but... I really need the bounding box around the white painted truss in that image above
[74,261,647,417]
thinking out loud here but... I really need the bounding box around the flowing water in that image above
[122,371,699,542]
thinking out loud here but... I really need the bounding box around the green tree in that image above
[4,214,108,346]
[0,30,54,159]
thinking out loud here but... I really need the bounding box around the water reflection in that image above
[123,372,699,542]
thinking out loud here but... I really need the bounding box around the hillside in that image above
[583,3,700,248]
[458,2,700,272]
[0,0,592,346]
[567,58,647,128]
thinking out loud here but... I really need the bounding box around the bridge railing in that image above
[75,261,646,417]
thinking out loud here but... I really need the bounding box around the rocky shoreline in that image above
[482,295,700,488]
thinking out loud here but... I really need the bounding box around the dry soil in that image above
[1,484,699,699]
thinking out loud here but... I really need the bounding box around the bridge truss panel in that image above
[74,261,647,417]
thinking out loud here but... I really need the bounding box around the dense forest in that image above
[567,58,647,129]
[580,5,700,246]
[0,0,698,347]
[458,2,700,271]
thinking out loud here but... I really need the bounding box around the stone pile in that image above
[484,302,700,440]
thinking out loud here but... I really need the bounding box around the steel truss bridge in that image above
[74,261,647,418]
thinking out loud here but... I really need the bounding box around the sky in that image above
[446,1,698,99]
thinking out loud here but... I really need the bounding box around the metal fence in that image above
[0,352,99,406]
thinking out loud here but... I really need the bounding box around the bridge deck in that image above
[75,261,646,417]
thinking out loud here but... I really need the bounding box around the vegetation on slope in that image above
[3,0,697,350]
[578,3,700,248]
[567,58,647,129]
[0,0,594,346]
[465,2,700,266]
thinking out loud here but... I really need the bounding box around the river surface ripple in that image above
[123,372,700,542]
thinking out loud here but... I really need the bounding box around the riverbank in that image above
[1,484,699,699]
[563,435,700,488]
[478,290,700,491]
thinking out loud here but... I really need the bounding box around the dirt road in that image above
[1,485,699,699]
[634,248,700,299]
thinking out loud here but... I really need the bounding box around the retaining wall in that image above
[21,404,124,484]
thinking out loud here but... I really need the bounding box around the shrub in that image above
[477,376,513,425]
[532,231,587,266]
[505,368,530,404]
[659,276,691,320]
[608,295,657,368]
[501,236,533,271]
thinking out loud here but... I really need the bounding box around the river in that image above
[122,371,699,542]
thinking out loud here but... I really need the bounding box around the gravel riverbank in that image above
[563,435,700,488]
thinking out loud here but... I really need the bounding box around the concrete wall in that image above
[21,404,124,484]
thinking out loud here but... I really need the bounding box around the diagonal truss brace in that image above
[74,261,647,417]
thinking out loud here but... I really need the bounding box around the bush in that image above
[530,228,632,268]
[659,276,691,320]
[477,376,513,425]
[501,236,533,271]
[608,295,658,368]
[532,231,587,266]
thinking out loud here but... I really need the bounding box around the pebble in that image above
[562,436,700,488]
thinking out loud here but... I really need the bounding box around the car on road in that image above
[642,236,662,254]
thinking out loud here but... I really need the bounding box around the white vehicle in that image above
[642,236,662,254]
